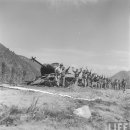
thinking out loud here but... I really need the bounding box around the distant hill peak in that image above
[111,70,130,87]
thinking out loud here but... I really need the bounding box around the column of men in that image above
[54,63,127,91]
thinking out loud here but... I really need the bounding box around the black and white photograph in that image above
[0,0,129,130]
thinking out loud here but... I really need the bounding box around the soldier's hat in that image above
[60,63,63,66]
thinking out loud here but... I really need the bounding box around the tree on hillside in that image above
[9,67,15,85]
[1,62,6,83]
[17,69,23,84]
[22,70,27,82]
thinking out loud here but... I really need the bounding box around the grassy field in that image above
[0,86,130,130]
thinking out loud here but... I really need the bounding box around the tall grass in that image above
[0,97,110,130]
[0,104,23,126]
[0,98,87,128]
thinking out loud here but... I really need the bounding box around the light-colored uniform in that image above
[60,66,70,87]
[72,68,82,86]
[55,65,63,87]
[82,70,88,87]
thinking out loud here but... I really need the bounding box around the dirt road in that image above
[0,84,101,101]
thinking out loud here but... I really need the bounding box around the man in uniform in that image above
[60,66,70,87]
[72,67,82,86]
[121,79,127,92]
[113,79,119,90]
[55,63,64,87]
[82,69,88,87]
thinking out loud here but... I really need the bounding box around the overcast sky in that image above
[0,0,129,76]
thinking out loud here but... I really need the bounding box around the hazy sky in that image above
[0,0,129,76]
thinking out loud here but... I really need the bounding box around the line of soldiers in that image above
[54,64,127,92]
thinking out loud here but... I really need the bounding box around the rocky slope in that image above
[0,43,40,84]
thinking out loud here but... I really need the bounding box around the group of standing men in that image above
[55,63,70,87]
[55,63,82,87]
[54,63,127,91]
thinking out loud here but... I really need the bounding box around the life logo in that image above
[107,122,129,130]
